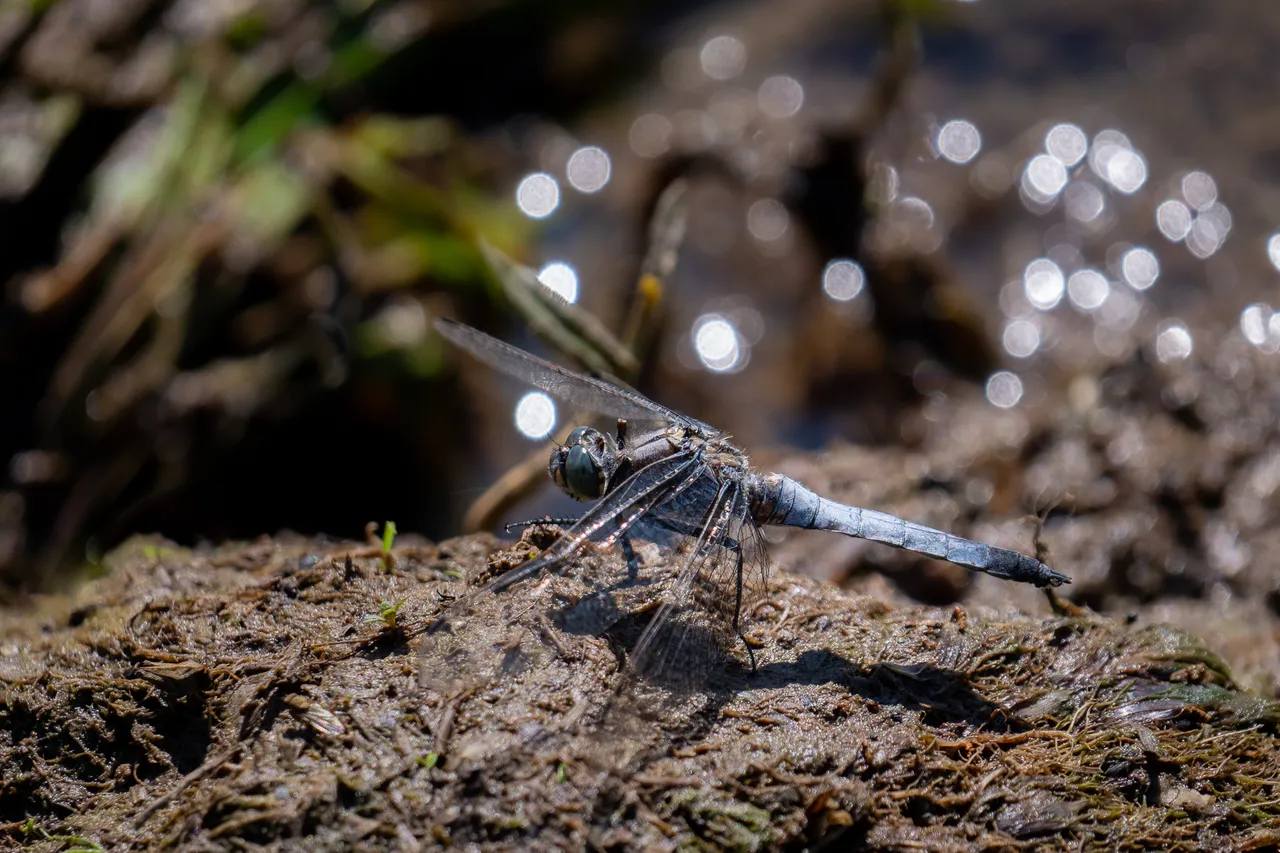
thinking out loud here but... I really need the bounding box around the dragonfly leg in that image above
[728,540,757,673]
[621,532,639,580]
[503,517,580,534]
[507,516,645,584]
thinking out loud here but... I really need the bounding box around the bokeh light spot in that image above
[1155,322,1193,362]
[1240,304,1280,353]
[1241,304,1269,346]
[869,164,899,204]
[1187,203,1233,259]
[897,196,935,229]
[515,172,560,219]
[757,75,804,118]
[629,114,672,158]
[693,314,742,372]
[1067,269,1109,311]
[700,35,746,80]
[1156,199,1192,242]
[1064,181,1105,223]
[986,371,1024,408]
[378,296,427,347]
[1045,123,1087,167]
[566,146,611,193]
[1105,148,1147,194]
[514,392,556,440]
[822,259,865,301]
[1181,171,1217,210]
[1186,217,1224,259]
[1087,129,1133,183]
[537,262,579,303]
[1024,258,1065,310]
[1121,247,1159,290]
[937,119,982,164]
[1002,319,1041,358]
[1022,154,1068,203]
[746,198,789,242]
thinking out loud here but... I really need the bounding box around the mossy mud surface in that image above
[3,528,1279,852]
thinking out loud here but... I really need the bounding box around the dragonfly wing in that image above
[615,481,770,704]
[417,451,712,760]
[547,477,772,771]
[624,472,724,547]
[436,318,713,431]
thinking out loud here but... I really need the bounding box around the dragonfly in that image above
[420,319,1069,752]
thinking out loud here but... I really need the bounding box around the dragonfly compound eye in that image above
[564,444,606,500]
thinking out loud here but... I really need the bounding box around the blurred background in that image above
[1,0,1278,688]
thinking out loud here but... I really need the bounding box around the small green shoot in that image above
[555,761,568,783]
[362,598,406,630]
[381,521,398,569]
[416,752,440,770]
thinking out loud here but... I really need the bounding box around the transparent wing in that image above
[436,318,714,431]
[421,450,703,679]
[416,457,775,769]
[626,475,740,549]
[607,481,771,724]
[416,451,713,762]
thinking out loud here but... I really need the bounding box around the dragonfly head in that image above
[550,426,619,501]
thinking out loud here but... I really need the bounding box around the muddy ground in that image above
[4,327,1280,852]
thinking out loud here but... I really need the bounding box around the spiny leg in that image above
[503,517,581,533]
[506,518,643,580]
[729,539,757,672]
[621,531,638,580]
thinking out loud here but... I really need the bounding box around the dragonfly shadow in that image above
[586,624,1014,765]
[752,649,1013,730]
[546,577,663,639]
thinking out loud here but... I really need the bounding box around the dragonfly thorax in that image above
[550,426,620,501]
